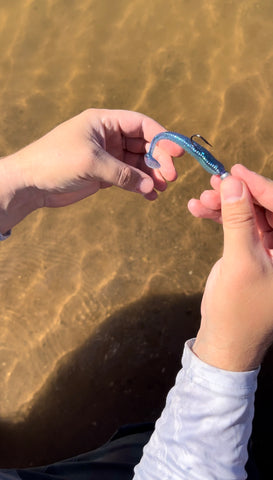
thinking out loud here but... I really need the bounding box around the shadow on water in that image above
[0,292,202,468]
[0,291,272,478]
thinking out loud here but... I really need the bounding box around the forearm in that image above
[133,339,259,480]
[0,153,41,234]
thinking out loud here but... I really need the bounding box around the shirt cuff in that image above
[183,339,260,398]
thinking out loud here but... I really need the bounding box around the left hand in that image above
[0,109,183,232]
[17,109,182,205]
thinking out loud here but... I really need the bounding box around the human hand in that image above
[192,174,273,371]
[0,109,182,232]
[188,164,273,249]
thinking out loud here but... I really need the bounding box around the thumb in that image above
[93,148,154,195]
[221,175,260,259]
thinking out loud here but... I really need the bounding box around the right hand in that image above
[188,164,273,249]
[192,174,273,371]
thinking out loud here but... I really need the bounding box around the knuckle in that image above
[225,209,254,229]
[82,107,96,117]
[116,166,132,187]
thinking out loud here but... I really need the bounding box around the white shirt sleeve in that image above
[133,338,259,480]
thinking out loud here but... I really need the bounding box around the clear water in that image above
[0,0,273,468]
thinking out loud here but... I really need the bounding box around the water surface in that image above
[0,0,273,470]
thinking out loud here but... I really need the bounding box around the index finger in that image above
[231,164,273,211]
[117,110,184,180]
[115,109,184,156]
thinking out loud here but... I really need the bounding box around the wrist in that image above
[192,332,265,372]
[0,153,42,233]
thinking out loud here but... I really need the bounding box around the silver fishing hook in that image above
[190,134,213,148]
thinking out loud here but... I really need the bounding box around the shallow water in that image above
[1,0,273,469]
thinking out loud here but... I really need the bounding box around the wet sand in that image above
[0,0,273,475]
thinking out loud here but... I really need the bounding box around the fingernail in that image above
[138,177,153,194]
[221,176,243,203]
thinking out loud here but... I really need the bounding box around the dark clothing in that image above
[0,425,260,480]
[11,424,154,480]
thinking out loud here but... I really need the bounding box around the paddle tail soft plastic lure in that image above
[144,131,229,179]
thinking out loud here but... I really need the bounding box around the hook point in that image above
[190,134,213,148]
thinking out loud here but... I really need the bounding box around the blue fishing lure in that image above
[144,131,229,179]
